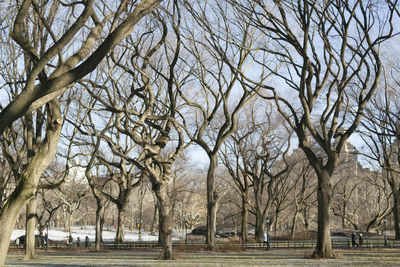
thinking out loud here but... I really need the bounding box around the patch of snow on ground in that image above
[11,226,185,243]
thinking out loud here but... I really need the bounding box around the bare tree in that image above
[228,0,398,258]
[71,1,190,258]
[360,65,400,238]
[221,100,293,242]
[0,1,162,264]
[288,151,316,238]
[181,0,261,250]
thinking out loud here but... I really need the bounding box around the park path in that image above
[5,248,400,266]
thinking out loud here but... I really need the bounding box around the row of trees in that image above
[0,0,399,264]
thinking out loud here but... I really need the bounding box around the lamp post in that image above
[185,219,188,244]
[266,218,270,250]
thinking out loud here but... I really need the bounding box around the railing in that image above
[9,238,400,250]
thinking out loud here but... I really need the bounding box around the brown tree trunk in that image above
[392,188,400,240]
[241,195,248,242]
[154,182,173,260]
[0,100,62,266]
[95,204,104,250]
[206,155,218,250]
[115,206,125,244]
[24,197,37,260]
[255,213,266,242]
[312,170,335,258]
[290,206,299,239]
[342,200,347,229]
[68,211,73,237]
[151,203,158,235]
[255,204,267,242]
[303,204,310,230]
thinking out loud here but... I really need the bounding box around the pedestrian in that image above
[359,233,363,247]
[15,237,20,248]
[267,233,271,250]
[44,233,48,250]
[66,236,69,248]
[263,232,268,248]
[69,236,73,249]
[85,236,89,249]
[351,232,356,247]
[41,234,45,249]
[77,237,80,248]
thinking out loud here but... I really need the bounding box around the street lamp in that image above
[265,218,270,250]
[185,220,188,244]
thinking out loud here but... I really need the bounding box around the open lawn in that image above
[5,248,400,266]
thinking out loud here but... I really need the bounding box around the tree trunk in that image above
[68,211,73,237]
[241,195,248,242]
[342,200,347,229]
[205,155,218,250]
[115,206,125,244]
[154,182,173,260]
[303,204,310,230]
[290,206,299,239]
[312,170,335,258]
[151,203,158,235]
[24,197,37,260]
[392,188,400,240]
[255,206,267,242]
[95,204,104,250]
[0,100,62,267]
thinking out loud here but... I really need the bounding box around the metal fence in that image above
[9,238,400,250]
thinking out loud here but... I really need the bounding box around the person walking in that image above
[359,233,363,247]
[77,237,80,248]
[263,232,268,248]
[267,233,271,250]
[44,233,48,250]
[69,236,73,249]
[351,232,356,247]
[85,236,89,249]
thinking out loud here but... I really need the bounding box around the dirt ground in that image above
[5,247,400,266]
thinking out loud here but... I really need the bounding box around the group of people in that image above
[66,235,90,249]
[351,232,364,247]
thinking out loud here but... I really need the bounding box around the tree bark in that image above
[241,195,248,242]
[154,182,173,260]
[68,211,73,237]
[24,197,37,260]
[255,210,267,242]
[95,204,104,250]
[290,206,299,239]
[115,206,126,244]
[205,155,218,250]
[151,203,158,235]
[0,100,62,266]
[392,188,400,240]
[312,170,335,258]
